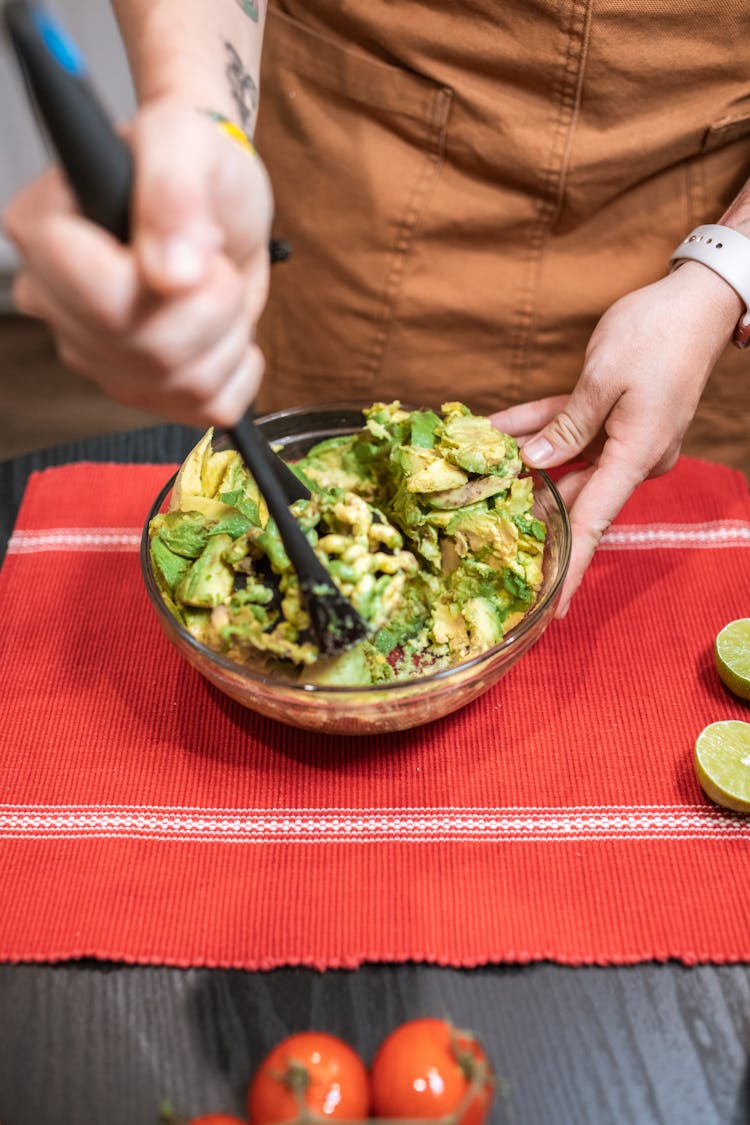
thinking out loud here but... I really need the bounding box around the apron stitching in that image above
[510,0,593,398]
[549,1,593,228]
[361,86,453,380]
[685,154,706,231]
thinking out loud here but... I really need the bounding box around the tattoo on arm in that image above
[235,0,260,21]
[224,41,258,135]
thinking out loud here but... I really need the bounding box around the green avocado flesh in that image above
[148,401,546,685]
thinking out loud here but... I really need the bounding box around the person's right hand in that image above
[2,98,273,427]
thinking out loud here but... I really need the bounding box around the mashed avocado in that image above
[149,402,546,684]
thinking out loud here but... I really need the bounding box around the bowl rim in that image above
[141,403,572,695]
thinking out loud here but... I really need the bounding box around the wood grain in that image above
[0,316,160,461]
[0,963,749,1124]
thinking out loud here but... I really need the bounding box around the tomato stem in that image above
[156,1101,184,1125]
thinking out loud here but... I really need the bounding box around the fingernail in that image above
[557,601,570,620]
[522,437,554,466]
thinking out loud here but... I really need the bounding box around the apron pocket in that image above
[254,5,452,406]
[685,92,750,224]
[702,94,750,151]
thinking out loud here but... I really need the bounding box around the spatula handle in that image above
[5,1,131,239]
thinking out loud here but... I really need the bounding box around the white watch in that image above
[670,223,750,349]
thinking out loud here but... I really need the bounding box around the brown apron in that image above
[254,1,750,472]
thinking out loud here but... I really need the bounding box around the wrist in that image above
[112,0,266,139]
[671,260,743,327]
[136,72,243,132]
[670,223,750,348]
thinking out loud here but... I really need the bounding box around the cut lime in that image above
[715,618,750,702]
[695,720,750,812]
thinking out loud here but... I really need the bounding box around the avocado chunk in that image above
[175,533,235,607]
[438,409,521,477]
[401,449,468,493]
[410,409,441,449]
[150,510,210,558]
[426,475,510,509]
[462,596,504,652]
[300,640,394,686]
[150,535,193,594]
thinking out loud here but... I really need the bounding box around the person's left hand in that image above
[490,261,742,618]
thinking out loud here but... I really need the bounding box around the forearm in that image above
[111,0,265,136]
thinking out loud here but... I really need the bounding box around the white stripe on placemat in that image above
[7,521,750,555]
[7,529,141,553]
[0,804,746,843]
[598,521,750,550]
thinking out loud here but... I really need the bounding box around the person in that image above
[4,1,750,619]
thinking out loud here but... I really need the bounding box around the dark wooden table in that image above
[1,427,749,1125]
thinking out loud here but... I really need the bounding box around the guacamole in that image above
[148,402,546,685]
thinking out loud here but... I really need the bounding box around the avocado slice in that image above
[438,411,521,477]
[150,536,193,595]
[175,533,235,607]
[462,596,504,652]
[150,510,210,558]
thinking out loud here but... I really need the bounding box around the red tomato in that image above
[247,1031,369,1124]
[370,1018,493,1125]
[187,1117,246,1125]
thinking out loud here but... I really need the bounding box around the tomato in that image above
[187,1117,246,1125]
[247,1031,369,1124]
[370,1018,493,1125]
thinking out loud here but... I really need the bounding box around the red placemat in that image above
[0,457,748,968]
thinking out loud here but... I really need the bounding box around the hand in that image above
[491,262,742,617]
[2,98,273,427]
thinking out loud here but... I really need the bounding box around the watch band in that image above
[670,223,750,349]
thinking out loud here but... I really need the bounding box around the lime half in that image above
[715,619,750,702]
[695,721,750,812]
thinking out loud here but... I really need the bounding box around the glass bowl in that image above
[141,405,571,734]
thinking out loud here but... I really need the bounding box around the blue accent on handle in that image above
[31,7,87,77]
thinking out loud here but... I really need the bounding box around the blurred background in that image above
[1,4,748,480]
[0,0,160,460]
